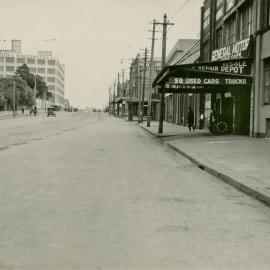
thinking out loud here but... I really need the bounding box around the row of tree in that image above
[0,64,52,110]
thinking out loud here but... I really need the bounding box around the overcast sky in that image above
[0,0,203,108]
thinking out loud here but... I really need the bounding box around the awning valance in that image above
[153,58,253,93]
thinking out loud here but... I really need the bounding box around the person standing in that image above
[188,106,195,132]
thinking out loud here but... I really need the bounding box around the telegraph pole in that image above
[157,14,174,134]
[13,81,16,117]
[147,19,157,127]
[117,73,120,115]
[141,47,148,122]
[122,69,125,116]
[137,56,142,123]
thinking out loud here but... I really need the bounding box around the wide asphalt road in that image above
[0,112,270,269]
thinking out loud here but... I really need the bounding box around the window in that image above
[47,68,55,74]
[17,58,25,63]
[37,59,45,65]
[0,66,3,71]
[216,0,224,21]
[203,40,210,61]
[29,67,36,73]
[225,0,235,12]
[264,58,270,104]
[47,77,55,82]
[0,57,3,63]
[27,58,35,64]
[6,66,15,72]
[47,60,55,65]
[48,85,55,90]
[215,27,223,48]
[225,16,236,45]
[203,7,210,29]
[240,4,254,39]
[6,57,14,63]
[37,68,45,73]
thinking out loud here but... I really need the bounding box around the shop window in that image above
[225,0,235,12]
[240,4,254,39]
[215,27,223,48]
[225,16,236,45]
[264,59,270,105]
[216,0,224,21]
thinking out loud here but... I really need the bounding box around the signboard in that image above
[165,76,251,88]
[184,59,251,76]
[211,37,252,61]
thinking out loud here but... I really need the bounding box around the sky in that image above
[0,0,203,108]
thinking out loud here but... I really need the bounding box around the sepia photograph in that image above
[0,0,270,269]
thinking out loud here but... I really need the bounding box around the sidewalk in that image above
[140,121,270,206]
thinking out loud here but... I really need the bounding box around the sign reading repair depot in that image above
[193,59,251,75]
[166,76,250,88]
[211,37,251,61]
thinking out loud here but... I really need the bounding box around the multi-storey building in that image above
[200,0,270,137]
[153,0,270,137]
[128,54,161,120]
[0,40,65,108]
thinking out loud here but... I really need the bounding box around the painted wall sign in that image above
[211,37,252,61]
[185,59,251,75]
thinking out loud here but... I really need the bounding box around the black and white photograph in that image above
[0,0,270,269]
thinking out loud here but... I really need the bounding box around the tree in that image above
[16,64,52,100]
[0,77,34,109]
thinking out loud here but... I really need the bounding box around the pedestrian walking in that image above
[21,107,24,115]
[33,106,37,116]
[187,106,195,132]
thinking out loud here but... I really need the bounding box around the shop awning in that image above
[152,58,253,94]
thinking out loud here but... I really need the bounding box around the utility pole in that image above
[141,47,148,122]
[137,56,142,123]
[157,14,174,134]
[117,73,120,115]
[13,81,16,117]
[122,69,125,116]
[147,19,157,127]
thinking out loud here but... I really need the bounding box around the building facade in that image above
[200,0,270,137]
[128,54,161,120]
[0,40,65,108]
[164,39,200,127]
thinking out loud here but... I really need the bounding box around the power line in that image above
[167,0,191,33]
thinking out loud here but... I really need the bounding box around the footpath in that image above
[139,121,270,207]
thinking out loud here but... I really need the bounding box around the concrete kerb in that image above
[139,124,270,208]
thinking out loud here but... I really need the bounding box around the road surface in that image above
[0,112,270,269]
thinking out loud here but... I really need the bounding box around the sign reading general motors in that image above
[211,37,251,61]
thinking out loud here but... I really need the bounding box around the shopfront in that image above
[153,58,252,135]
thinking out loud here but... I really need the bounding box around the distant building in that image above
[0,40,65,108]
